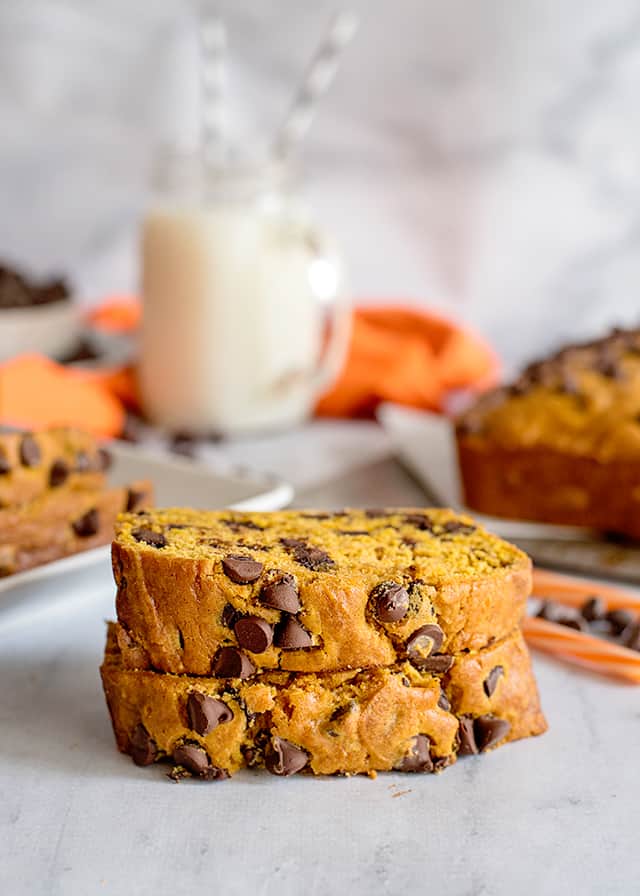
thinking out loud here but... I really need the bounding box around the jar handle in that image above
[304,224,352,398]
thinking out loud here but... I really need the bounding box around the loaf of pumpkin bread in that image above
[456,326,640,538]
[112,507,531,676]
[101,622,546,779]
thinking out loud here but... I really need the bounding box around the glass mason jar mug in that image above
[139,152,351,434]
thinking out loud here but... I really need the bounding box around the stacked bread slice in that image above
[101,507,546,779]
[0,428,153,576]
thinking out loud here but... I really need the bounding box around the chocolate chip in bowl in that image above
[0,263,78,362]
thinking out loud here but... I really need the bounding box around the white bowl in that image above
[0,301,79,361]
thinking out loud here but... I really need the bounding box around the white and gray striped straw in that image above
[199,7,228,186]
[274,10,360,161]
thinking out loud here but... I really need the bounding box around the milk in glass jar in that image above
[139,152,350,434]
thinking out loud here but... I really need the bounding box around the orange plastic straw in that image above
[531,568,640,612]
[523,616,640,684]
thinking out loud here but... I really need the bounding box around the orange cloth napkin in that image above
[316,305,497,417]
[0,301,497,436]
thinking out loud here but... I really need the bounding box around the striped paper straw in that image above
[199,8,227,186]
[274,10,360,161]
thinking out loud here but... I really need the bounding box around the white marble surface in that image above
[2,1,640,369]
[1,423,639,895]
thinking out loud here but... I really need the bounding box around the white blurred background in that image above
[2,0,640,369]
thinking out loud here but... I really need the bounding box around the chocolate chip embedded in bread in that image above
[406,624,445,666]
[130,723,157,766]
[483,665,504,698]
[49,459,70,488]
[457,717,478,755]
[19,434,40,467]
[222,554,264,584]
[416,654,454,674]
[474,716,511,752]
[172,743,223,779]
[0,450,10,475]
[212,646,256,679]
[438,690,451,712]
[72,508,99,537]
[132,527,167,548]
[265,737,309,776]
[404,513,435,532]
[440,520,476,535]
[370,582,410,623]
[279,537,335,571]
[221,603,241,629]
[274,617,313,650]
[394,734,434,773]
[186,692,233,735]
[234,616,273,653]
[259,574,301,613]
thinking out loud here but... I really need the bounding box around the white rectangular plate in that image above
[0,441,293,621]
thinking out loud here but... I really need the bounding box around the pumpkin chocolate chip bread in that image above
[101,622,546,779]
[112,507,531,675]
[456,326,640,537]
[0,427,109,508]
[0,480,153,576]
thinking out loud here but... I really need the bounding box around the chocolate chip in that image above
[212,646,256,679]
[97,447,113,471]
[536,600,586,629]
[234,616,273,653]
[260,574,301,613]
[483,665,504,698]
[186,692,233,735]
[265,738,309,776]
[49,459,70,487]
[170,431,197,458]
[221,603,241,629]
[126,488,147,512]
[279,537,335,571]
[370,581,410,623]
[440,520,476,535]
[130,723,157,766]
[72,508,99,537]
[0,451,10,475]
[222,554,264,584]
[607,609,636,635]
[19,434,40,467]
[338,529,370,536]
[458,717,478,755]
[438,690,451,712]
[172,744,212,777]
[404,513,435,531]
[581,596,606,622]
[474,716,511,752]
[621,621,640,651]
[223,518,264,531]
[417,654,454,674]
[406,624,445,667]
[395,734,434,773]
[132,527,167,548]
[274,617,313,650]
